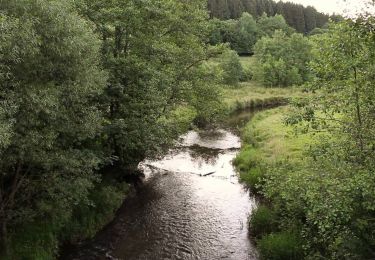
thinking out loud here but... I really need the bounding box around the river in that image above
[62,109,258,260]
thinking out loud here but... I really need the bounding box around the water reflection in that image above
[62,110,259,260]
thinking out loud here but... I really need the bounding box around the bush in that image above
[63,181,129,243]
[258,231,303,260]
[253,30,312,87]
[240,65,254,82]
[220,50,243,86]
[7,181,129,259]
[250,205,278,238]
[9,222,59,260]
[240,167,264,192]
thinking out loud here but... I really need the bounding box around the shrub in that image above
[234,145,259,171]
[240,167,264,192]
[7,181,129,259]
[250,205,278,238]
[9,222,59,260]
[63,181,129,242]
[258,231,303,260]
[240,65,254,82]
[220,50,243,86]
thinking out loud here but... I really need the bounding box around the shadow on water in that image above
[61,109,259,260]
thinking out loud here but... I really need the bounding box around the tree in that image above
[76,0,224,170]
[304,6,317,32]
[0,0,105,256]
[209,13,257,54]
[234,12,258,53]
[281,18,375,259]
[220,50,244,85]
[228,0,244,18]
[309,20,375,160]
[257,13,295,38]
[254,30,312,86]
[293,5,306,33]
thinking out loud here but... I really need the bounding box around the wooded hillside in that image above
[207,0,332,33]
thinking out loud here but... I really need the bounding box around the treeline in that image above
[209,12,296,55]
[207,0,334,33]
[0,0,224,258]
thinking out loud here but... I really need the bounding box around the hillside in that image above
[207,0,332,33]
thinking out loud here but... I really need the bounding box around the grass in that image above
[241,107,316,163]
[224,57,308,111]
[258,231,303,260]
[239,56,257,68]
[235,106,316,174]
[234,106,321,259]
[223,82,305,112]
[233,106,316,193]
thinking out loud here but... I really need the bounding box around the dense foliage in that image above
[76,0,224,170]
[220,50,244,85]
[207,0,331,33]
[236,16,375,260]
[293,18,375,258]
[253,30,312,87]
[209,12,294,54]
[210,12,257,54]
[0,0,224,258]
[1,0,374,258]
[0,1,105,257]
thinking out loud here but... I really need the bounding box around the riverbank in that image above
[233,104,372,259]
[8,180,130,259]
[223,82,304,112]
[234,106,316,259]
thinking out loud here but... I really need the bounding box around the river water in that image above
[63,110,258,260]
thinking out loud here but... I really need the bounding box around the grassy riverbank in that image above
[233,104,373,259]
[223,57,308,112]
[234,106,315,191]
[223,83,305,112]
[234,106,316,259]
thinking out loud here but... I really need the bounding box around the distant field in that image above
[239,56,257,68]
[223,82,306,111]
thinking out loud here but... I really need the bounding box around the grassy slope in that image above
[243,106,316,161]
[233,106,316,190]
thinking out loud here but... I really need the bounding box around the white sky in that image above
[279,0,375,16]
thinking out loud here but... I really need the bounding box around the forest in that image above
[207,0,337,33]
[0,0,374,259]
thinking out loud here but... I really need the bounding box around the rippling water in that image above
[63,111,258,260]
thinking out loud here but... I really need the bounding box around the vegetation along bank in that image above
[0,0,374,259]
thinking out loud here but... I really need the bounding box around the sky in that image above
[279,0,375,15]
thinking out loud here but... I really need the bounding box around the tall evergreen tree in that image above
[304,6,317,33]
[208,0,330,33]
